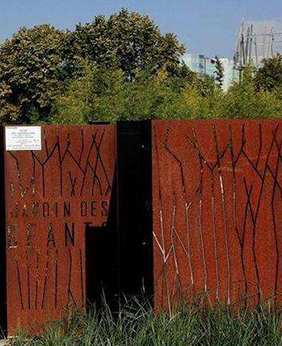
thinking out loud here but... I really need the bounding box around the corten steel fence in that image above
[3,125,116,335]
[2,119,282,336]
[152,119,282,312]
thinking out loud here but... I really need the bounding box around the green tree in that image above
[255,54,282,92]
[0,25,68,124]
[0,9,187,124]
[52,61,95,124]
[52,62,219,123]
[53,65,181,123]
[66,9,186,80]
[221,65,282,119]
[213,56,224,88]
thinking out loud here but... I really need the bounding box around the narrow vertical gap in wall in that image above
[117,121,154,304]
[85,165,119,311]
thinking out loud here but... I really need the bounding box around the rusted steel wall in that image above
[4,125,116,335]
[152,119,282,311]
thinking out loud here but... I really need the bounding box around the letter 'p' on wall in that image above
[4,125,116,335]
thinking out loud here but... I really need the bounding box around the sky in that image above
[0,0,282,58]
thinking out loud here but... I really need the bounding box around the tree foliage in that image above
[52,62,282,124]
[0,9,186,124]
[52,64,197,123]
[1,9,282,125]
[255,54,282,92]
[0,25,67,124]
[68,9,185,79]
[214,56,224,88]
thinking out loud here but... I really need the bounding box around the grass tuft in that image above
[8,297,282,346]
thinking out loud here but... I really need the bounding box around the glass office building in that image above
[183,54,216,76]
[183,54,239,91]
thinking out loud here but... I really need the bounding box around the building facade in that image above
[183,54,239,91]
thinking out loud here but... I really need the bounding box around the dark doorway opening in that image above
[85,166,119,311]
[117,121,154,304]
[85,121,154,310]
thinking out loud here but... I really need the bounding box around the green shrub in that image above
[52,63,282,124]
[10,298,282,346]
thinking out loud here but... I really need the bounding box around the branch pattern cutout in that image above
[153,121,282,312]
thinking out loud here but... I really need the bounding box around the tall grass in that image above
[9,297,282,346]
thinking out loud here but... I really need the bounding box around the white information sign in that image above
[5,126,42,151]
